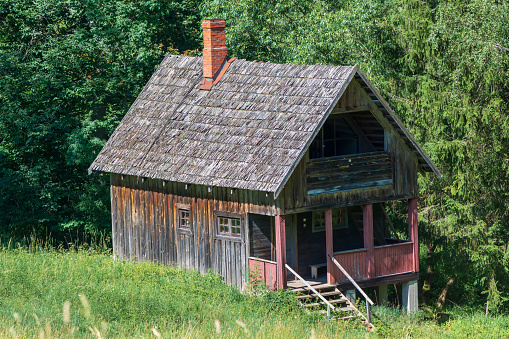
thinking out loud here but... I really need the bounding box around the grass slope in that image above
[0,245,508,338]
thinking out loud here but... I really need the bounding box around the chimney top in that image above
[201,19,228,84]
[202,19,225,28]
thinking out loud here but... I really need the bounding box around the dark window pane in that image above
[309,129,322,159]
[324,139,335,157]
[323,119,334,139]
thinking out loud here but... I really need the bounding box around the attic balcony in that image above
[306,151,392,196]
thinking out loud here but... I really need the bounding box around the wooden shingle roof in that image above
[89,54,439,196]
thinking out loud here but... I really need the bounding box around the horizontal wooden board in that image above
[308,180,392,196]
[307,152,392,195]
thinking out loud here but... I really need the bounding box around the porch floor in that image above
[287,274,334,293]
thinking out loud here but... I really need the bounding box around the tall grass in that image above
[0,242,508,338]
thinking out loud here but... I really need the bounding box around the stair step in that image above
[291,284,336,294]
[316,304,356,313]
[297,290,344,299]
[302,297,349,308]
[336,315,361,320]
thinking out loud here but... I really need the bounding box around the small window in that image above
[176,203,192,235]
[312,208,348,232]
[217,216,241,237]
[179,209,190,230]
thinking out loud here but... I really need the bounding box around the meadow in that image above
[1,242,508,338]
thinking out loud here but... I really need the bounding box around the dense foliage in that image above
[0,0,202,236]
[1,0,508,312]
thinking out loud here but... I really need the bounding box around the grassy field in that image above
[1,243,508,338]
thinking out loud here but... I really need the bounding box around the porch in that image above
[248,198,419,290]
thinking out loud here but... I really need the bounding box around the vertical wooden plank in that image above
[275,215,287,289]
[147,184,153,261]
[191,198,197,270]
[161,187,167,264]
[242,213,249,288]
[119,178,126,260]
[408,198,418,272]
[128,178,135,260]
[234,242,239,288]
[363,204,374,278]
[325,209,334,284]
[110,176,116,259]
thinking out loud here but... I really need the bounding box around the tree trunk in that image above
[437,274,458,309]
[422,243,435,304]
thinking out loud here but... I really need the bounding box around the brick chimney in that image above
[202,19,228,79]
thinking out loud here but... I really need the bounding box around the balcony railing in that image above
[331,242,414,281]
[307,151,392,195]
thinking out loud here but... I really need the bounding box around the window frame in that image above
[214,211,244,241]
[176,203,192,235]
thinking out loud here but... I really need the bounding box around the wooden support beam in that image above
[379,203,400,241]
[363,204,375,278]
[325,209,334,284]
[408,198,419,272]
[275,215,287,289]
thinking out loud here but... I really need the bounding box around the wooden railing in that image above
[374,242,413,276]
[332,248,368,280]
[248,257,277,290]
[328,254,375,329]
[307,151,392,195]
[332,242,414,280]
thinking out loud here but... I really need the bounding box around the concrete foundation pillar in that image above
[378,284,388,305]
[345,289,356,304]
[402,280,418,313]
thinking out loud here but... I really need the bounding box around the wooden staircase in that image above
[293,284,374,328]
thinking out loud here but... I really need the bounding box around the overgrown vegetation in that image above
[1,245,508,338]
[1,0,509,313]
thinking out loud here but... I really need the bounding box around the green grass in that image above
[0,244,508,338]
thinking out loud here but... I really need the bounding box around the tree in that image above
[0,0,202,240]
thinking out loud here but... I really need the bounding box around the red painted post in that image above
[363,204,374,278]
[408,198,419,272]
[275,215,287,289]
[325,209,334,284]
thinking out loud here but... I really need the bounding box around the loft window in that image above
[312,208,348,232]
[218,216,241,237]
[310,116,359,159]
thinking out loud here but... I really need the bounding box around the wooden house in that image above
[89,19,440,312]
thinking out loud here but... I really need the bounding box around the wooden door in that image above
[212,212,248,289]
[176,204,194,269]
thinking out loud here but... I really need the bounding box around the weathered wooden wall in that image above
[110,173,280,289]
